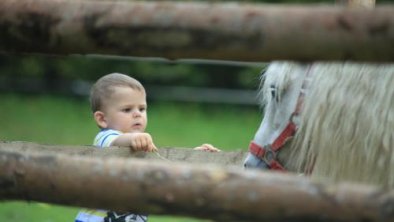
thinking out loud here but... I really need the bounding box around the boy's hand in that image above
[130,133,158,152]
[194,143,221,152]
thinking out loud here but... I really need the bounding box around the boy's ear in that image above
[93,111,108,129]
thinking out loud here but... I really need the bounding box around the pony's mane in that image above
[267,62,394,188]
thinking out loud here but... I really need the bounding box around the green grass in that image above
[0,94,261,222]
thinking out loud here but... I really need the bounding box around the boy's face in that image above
[100,86,147,133]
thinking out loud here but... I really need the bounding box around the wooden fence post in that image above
[0,146,393,221]
[0,0,394,62]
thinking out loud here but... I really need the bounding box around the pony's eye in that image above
[270,84,278,102]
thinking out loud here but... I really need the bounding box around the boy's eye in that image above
[123,108,132,113]
[139,107,146,112]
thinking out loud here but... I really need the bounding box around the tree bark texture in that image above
[336,0,375,8]
[0,141,247,168]
[0,144,393,221]
[0,0,393,62]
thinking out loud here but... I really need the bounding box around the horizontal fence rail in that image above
[0,141,393,221]
[0,0,394,62]
[0,141,247,167]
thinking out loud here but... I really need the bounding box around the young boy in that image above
[75,73,219,222]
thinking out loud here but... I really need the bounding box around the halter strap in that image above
[249,122,296,171]
[249,65,312,171]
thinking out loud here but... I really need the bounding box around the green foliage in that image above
[0,54,262,91]
[0,94,95,144]
[0,94,260,148]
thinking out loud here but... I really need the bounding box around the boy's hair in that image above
[90,73,145,112]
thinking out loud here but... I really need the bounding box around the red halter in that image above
[249,67,311,171]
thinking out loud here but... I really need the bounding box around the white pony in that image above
[244,62,394,188]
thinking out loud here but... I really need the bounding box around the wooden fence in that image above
[0,0,394,62]
[1,141,393,222]
[0,0,393,221]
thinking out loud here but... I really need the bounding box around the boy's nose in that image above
[132,110,141,117]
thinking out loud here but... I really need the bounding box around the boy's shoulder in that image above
[93,129,122,147]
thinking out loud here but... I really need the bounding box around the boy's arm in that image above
[111,132,157,152]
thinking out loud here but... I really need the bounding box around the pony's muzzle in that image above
[243,153,270,170]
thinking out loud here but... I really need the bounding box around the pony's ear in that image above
[93,111,107,129]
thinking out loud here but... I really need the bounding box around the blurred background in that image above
[0,54,263,222]
[0,29,266,222]
[0,54,264,148]
[1,0,393,221]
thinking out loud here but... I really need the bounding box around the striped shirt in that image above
[93,129,122,147]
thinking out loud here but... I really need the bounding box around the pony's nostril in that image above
[244,163,250,169]
[243,159,255,169]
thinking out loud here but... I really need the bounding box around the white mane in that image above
[259,62,300,106]
[262,62,394,188]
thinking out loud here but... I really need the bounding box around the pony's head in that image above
[243,61,310,171]
[244,62,394,188]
